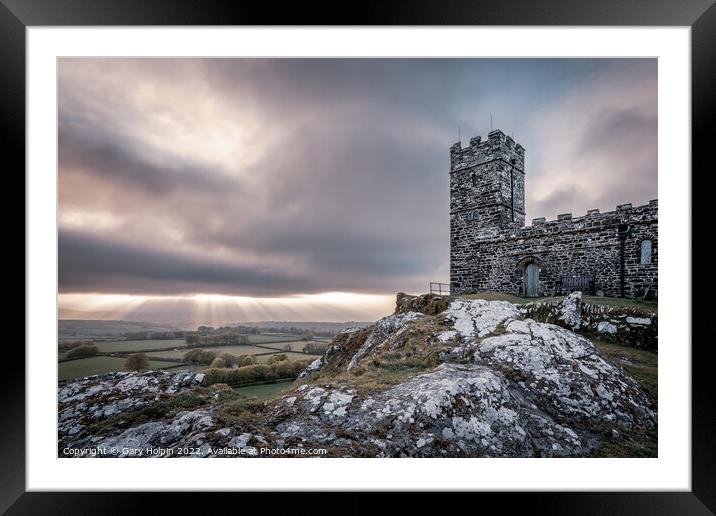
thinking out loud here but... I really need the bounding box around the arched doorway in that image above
[524,263,539,297]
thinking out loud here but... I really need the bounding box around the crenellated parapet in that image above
[523,199,658,231]
[450,129,525,173]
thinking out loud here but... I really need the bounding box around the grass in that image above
[246,334,299,344]
[233,379,295,398]
[257,340,323,352]
[339,362,436,394]
[589,338,657,458]
[591,430,658,458]
[461,291,657,313]
[146,344,269,360]
[58,356,182,381]
[592,339,658,404]
[146,346,315,363]
[93,339,186,353]
[580,295,657,314]
[84,386,255,438]
[255,351,310,363]
[301,318,446,395]
[461,292,535,304]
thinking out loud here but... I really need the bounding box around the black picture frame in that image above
[4,0,711,512]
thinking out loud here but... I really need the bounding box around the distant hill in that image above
[58,319,182,339]
[239,321,372,332]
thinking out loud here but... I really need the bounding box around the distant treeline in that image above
[59,341,98,360]
[198,325,337,338]
[186,333,249,348]
[204,357,314,387]
[59,341,87,352]
[302,342,329,354]
[121,331,187,340]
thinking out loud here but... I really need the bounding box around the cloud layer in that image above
[59,58,657,298]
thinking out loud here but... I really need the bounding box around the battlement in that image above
[450,129,525,173]
[449,127,658,299]
[524,199,658,230]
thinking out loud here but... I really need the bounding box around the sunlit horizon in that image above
[58,291,397,328]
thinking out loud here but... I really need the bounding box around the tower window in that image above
[471,174,477,187]
[640,239,652,265]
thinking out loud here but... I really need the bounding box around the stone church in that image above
[449,130,657,299]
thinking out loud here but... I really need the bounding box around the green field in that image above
[255,351,310,363]
[93,339,186,353]
[146,344,271,360]
[246,334,299,344]
[234,380,295,398]
[58,356,182,381]
[592,339,658,403]
[257,340,324,352]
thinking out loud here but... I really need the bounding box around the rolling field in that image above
[58,356,182,381]
[234,380,295,398]
[57,333,323,383]
[146,344,271,360]
[246,334,299,344]
[255,351,310,363]
[257,340,323,352]
[94,339,186,353]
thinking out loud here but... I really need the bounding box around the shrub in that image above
[209,352,239,369]
[184,349,216,364]
[125,353,149,372]
[59,341,88,352]
[292,358,314,375]
[185,332,249,348]
[266,353,288,365]
[303,342,328,355]
[66,344,98,359]
[238,354,256,367]
[272,359,295,378]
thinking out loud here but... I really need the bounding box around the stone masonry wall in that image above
[450,129,526,236]
[451,200,658,298]
[449,130,658,299]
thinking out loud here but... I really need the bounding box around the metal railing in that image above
[429,282,450,295]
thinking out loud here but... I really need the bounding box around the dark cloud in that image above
[59,119,237,197]
[579,108,657,159]
[59,229,318,296]
[58,58,657,297]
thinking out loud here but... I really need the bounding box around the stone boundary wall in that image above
[522,294,657,350]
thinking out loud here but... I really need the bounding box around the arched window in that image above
[640,239,652,265]
[471,174,477,187]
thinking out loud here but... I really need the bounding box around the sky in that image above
[58,58,657,325]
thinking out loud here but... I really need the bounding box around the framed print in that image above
[5,0,713,511]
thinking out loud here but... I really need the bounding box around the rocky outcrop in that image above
[395,292,451,316]
[59,295,656,458]
[58,370,205,452]
[522,292,658,349]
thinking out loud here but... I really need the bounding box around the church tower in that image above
[449,129,525,294]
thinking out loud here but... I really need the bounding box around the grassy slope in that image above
[58,356,181,381]
[94,339,186,353]
[233,380,295,398]
[590,338,658,457]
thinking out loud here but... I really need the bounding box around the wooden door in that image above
[525,263,539,297]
